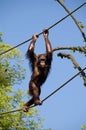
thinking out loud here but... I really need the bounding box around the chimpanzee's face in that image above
[38,54,46,68]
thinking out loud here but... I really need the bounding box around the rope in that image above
[0,2,86,56]
[42,67,86,103]
[0,67,86,115]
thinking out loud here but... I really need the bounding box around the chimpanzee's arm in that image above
[44,31,52,53]
[43,29,52,63]
[27,35,38,64]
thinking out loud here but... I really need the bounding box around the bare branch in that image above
[58,52,86,86]
[56,0,86,42]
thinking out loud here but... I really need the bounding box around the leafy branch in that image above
[53,45,86,55]
[57,52,86,86]
[52,45,86,86]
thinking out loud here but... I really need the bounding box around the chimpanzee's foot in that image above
[23,104,29,112]
[34,99,42,105]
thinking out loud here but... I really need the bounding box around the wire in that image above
[0,67,86,115]
[0,2,86,56]
[42,67,86,103]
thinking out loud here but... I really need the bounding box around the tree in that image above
[81,125,86,130]
[0,34,51,130]
[53,0,86,86]
[54,1,86,129]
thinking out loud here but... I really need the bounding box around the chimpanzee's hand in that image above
[32,34,38,42]
[43,28,49,38]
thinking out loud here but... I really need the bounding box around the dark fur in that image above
[23,32,52,112]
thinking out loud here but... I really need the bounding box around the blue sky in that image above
[0,0,86,130]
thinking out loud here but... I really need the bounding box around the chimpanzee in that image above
[23,29,52,112]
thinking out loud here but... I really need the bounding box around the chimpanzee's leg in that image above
[29,81,42,105]
[23,81,42,112]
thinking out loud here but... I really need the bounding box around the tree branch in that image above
[56,0,86,42]
[52,45,86,54]
[58,52,86,86]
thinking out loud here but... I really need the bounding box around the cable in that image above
[0,2,86,56]
[42,67,86,103]
[0,66,86,115]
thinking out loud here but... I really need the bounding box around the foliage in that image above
[78,21,85,29]
[81,125,86,130]
[0,32,3,42]
[0,43,25,85]
[0,38,50,130]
